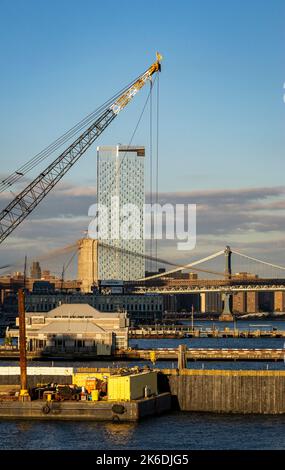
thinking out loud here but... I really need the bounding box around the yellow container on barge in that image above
[108,371,157,401]
[73,369,158,402]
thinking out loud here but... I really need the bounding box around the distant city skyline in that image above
[0,0,284,270]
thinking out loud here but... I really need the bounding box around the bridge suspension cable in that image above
[231,249,285,272]
[0,242,79,275]
[98,241,224,278]
[0,239,224,279]
[139,249,225,281]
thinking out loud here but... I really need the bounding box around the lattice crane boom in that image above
[0,53,162,245]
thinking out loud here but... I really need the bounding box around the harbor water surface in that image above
[0,413,285,450]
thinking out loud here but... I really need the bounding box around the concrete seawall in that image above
[159,369,285,414]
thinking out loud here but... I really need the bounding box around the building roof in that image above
[97,145,145,156]
[26,304,124,319]
[35,320,107,335]
[49,304,100,317]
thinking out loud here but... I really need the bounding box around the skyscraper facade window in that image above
[96,145,145,280]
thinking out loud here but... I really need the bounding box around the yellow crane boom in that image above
[0,53,162,245]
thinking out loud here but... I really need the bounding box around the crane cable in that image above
[0,69,151,194]
[102,73,158,199]
[149,78,153,271]
[155,72,160,271]
[98,74,158,280]
[0,77,159,277]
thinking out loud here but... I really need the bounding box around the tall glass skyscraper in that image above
[96,145,145,280]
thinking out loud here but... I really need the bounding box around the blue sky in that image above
[1,0,284,190]
[0,0,285,271]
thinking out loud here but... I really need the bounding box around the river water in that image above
[0,319,284,450]
[0,413,284,450]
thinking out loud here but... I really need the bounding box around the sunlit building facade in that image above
[96,145,145,280]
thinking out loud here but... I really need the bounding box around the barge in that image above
[0,366,171,421]
[0,393,171,421]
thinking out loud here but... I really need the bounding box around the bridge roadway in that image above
[126,277,285,294]
[115,348,285,361]
[131,285,285,294]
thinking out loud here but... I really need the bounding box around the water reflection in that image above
[16,422,34,432]
[103,422,137,445]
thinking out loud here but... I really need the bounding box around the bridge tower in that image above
[224,245,232,279]
[219,246,234,321]
[219,291,234,321]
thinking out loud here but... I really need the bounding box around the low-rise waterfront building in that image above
[24,292,164,324]
[8,303,129,354]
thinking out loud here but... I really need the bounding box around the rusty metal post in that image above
[18,288,29,399]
